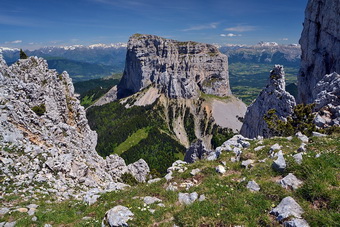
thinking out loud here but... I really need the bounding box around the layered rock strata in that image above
[117,34,231,99]
[240,65,296,138]
[298,0,340,104]
[0,56,149,200]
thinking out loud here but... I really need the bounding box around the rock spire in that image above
[240,65,296,138]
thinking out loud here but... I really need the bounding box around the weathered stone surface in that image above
[178,192,199,205]
[297,143,307,153]
[284,218,310,227]
[215,165,226,174]
[102,205,134,227]
[166,182,178,191]
[17,208,28,213]
[4,222,16,227]
[272,153,286,172]
[240,65,296,138]
[270,196,304,221]
[215,135,253,163]
[312,132,327,137]
[296,132,309,143]
[184,140,215,163]
[313,72,340,127]
[0,55,150,200]
[143,196,162,205]
[117,34,231,99]
[147,178,162,184]
[92,85,117,107]
[298,0,340,104]
[241,160,255,169]
[83,188,102,205]
[0,208,10,215]
[270,143,282,152]
[293,153,303,165]
[279,173,303,190]
[190,168,201,176]
[105,182,130,192]
[246,180,260,192]
[127,159,150,183]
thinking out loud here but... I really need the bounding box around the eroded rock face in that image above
[313,72,340,127]
[118,34,231,99]
[240,65,296,138]
[184,139,215,163]
[298,0,340,104]
[0,56,149,199]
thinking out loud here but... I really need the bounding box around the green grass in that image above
[2,133,339,226]
[114,127,150,155]
[200,92,231,102]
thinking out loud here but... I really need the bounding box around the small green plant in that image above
[31,104,46,116]
[211,125,234,148]
[120,173,138,186]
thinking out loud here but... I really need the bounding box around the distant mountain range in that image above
[219,42,301,67]
[0,42,301,82]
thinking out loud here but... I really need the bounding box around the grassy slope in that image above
[114,127,150,155]
[86,100,186,175]
[3,133,338,226]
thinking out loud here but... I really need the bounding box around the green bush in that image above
[264,103,316,136]
[31,104,46,116]
[211,125,234,148]
[120,172,138,186]
[19,49,28,59]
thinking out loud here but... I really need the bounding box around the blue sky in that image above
[1,0,308,49]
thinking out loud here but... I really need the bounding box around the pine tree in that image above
[19,49,28,59]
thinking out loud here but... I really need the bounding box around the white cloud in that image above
[220,33,242,37]
[282,38,289,41]
[183,22,219,32]
[5,40,22,44]
[224,25,257,32]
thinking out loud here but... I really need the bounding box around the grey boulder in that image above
[272,153,286,172]
[284,218,310,227]
[178,192,199,205]
[270,196,304,221]
[246,180,260,192]
[279,173,303,190]
[102,205,134,227]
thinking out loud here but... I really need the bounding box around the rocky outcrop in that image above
[0,56,149,200]
[313,72,340,127]
[92,85,117,107]
[102,205,134,227]
[240,65,296,138]
[117,34,231,99]
[184,139,215,163]
[298,0,340,104]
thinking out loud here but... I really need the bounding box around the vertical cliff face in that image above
[298,0,340,104]
[117,34,231,99]
[240,65,296,138]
